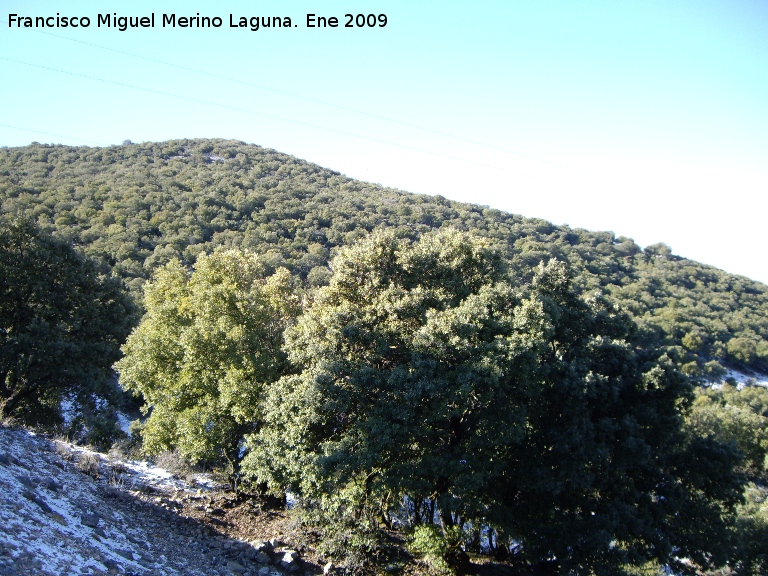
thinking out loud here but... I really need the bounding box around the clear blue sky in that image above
[2,1,767,283]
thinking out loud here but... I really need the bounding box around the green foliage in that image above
[114,249,300,477]
[0,217,136,424]
[244,228,526,506]
[686,385,768,575]
[245,229,742,573]
[733,483,768,575]
[682,331,703,351]
[687,384,768,477]
[297,495,392,571]
[408,525,458,575]
[2,139,767,375]
[727,337,757,365]
[621,561,665,575]
[487,265,742,575]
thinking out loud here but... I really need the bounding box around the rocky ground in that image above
[0,423,524,576]
[0,424,327,576]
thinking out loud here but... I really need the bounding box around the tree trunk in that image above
[0,380,36,420]
[412,495,423,525]
[440,508,455,531]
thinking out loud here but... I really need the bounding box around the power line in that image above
[1,56,555,179]
[35,30,577,172]
[0,123,106,145]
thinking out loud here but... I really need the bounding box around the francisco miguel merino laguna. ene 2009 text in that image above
[7,12,388,31]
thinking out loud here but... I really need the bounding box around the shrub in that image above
[154,449,196,483]
[407,524,459,575]
[76,453,102,478]
[294,498,393,572]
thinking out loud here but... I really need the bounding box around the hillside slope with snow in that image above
[0,425,314,576]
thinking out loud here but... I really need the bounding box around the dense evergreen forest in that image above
[3,138,768,574]
[1,138,767,378]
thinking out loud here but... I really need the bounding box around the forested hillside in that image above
[4,138,768,574]
[2,138,766,377]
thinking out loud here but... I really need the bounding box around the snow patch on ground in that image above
[0,430,146,574]
[118,458,195,493]
[0,426,230,575]
[115,411,133,436]
[721,368,768,388]
[63,442,226,495]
